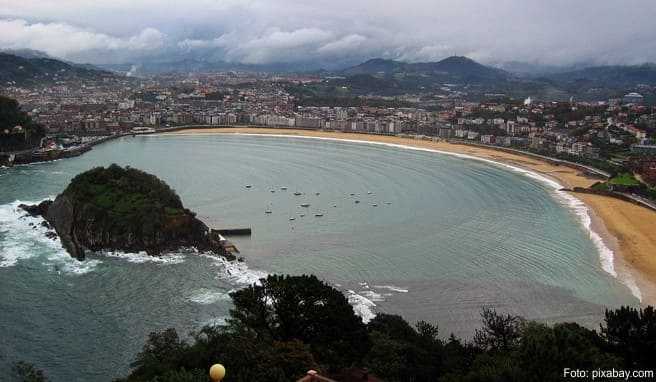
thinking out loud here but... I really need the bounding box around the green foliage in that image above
[12,362,48,382]
[118,274,656,382]
[229,274,369,370]
[515,322,621,381]
[122,326,318,382]
[601,306,656,369]
[591,182,610,191]
[128,329,189,381]
[145,369,207,382]
[364,314,443,381]
[473,308,524,352]
[66,164,183,211]
[0,96,45,151]
[608,172,641,186]
[0,52,110,87]
[62,164,193,250]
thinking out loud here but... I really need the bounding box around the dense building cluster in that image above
[3,71,656,177]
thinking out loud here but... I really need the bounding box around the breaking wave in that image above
[0,200,101,274]
[188,288,232,304]
[347,282,411,323]
[103,250,187,264]
[201,254,269,286]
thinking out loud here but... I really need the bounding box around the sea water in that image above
[0,134,638,381]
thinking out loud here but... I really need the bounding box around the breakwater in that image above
[0,134,127,166]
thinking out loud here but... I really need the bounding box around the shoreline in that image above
[162,127,656,306]
[0,133,129,167]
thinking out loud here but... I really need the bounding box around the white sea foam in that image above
[345,284,411,323]
[189,288,232,304]
[226,132,642,302]
[347,290,377,323]
[359,290,387,302]
[202,316,229,327]
[373,285,409,293]
[0,200,101,274]
[103,250,186,264]
[201,254,269,286]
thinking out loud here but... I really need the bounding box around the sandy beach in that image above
[164,127,656,305]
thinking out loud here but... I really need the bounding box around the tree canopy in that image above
[44,273,652,382]
[0,96,44,151]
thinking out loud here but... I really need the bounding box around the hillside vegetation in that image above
[0,52,113,86]
[105,274,655,382]
[22,165,226,259]
[0,96,44,152]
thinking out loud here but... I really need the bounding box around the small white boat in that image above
[293,192,302,196]
[367,191,373,195]
[314,213,324,217]
[384,202,392,205]
[289,217,295,221]
[281,186,288,190]
[299,214,305,217]
[371,203,378,207]
[315,192,320,196]
[349,193,355,196]
[354,200,360,204]
[265,210,272,214]
[270,190,276,193]
[332,204,337,207]
[245,185,252,189]
[300,203,310,208]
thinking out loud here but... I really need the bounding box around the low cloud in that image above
[180,29,370,64]
[2,1,656,67]
[0,19,165,58]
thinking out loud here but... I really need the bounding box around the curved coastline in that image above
[161,127,656,305]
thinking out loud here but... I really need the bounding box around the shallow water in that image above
[0,134,638,381]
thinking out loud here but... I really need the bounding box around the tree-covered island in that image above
[20,164,230,260]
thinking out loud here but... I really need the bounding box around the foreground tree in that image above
[473,308,524,352]
[229,274,370,369]
[365,314,444,381]
[117,273,656,382]
[601,306,656,368]
[515,322,621,382]
[122,275,364,381]
[0,96,45,152]
[12,362,48,382]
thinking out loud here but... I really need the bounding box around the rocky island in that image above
[20,164,231,260]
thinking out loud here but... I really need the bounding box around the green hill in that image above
[0,52,115,86]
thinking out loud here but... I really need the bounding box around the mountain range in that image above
[339,56,656,87]
[309,56,656,101]
[1,50,656,101]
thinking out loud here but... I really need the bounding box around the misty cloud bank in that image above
[1,0,655,67]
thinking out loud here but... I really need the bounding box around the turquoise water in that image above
[0,134,638,381]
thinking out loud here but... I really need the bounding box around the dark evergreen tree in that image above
[229,274,370,370]
[601,306,656,368]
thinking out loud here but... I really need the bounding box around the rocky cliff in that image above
[20,164,229,260]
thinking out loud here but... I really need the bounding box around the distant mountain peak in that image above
[438,56,478,65]
[362,58,400,64]
[341,55,509,83]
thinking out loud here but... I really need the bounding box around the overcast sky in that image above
[1,0,655,67]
